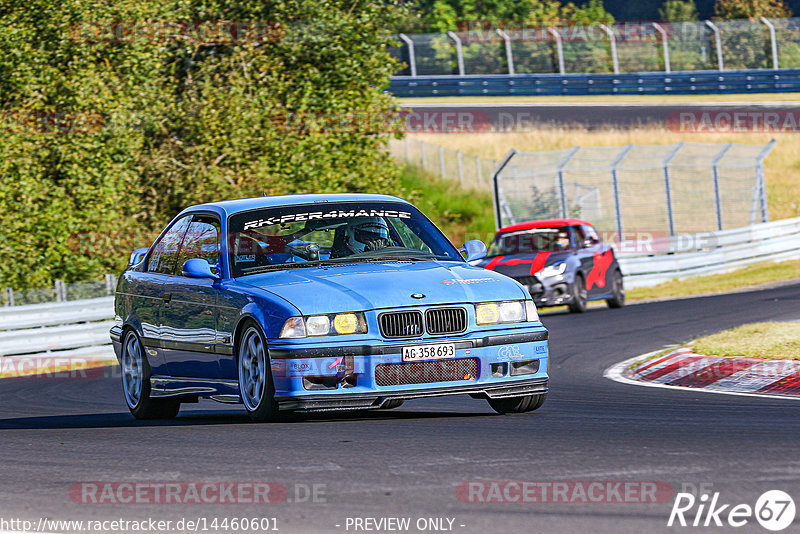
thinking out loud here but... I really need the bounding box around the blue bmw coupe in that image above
[110,194,549,421]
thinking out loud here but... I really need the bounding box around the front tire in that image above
[488,393,547,414]
[606,269,625,308]
[568,274,588,313]
[121,330,180,420]
[238,323,281,422]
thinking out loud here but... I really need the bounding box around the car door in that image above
[159,214,223,379]
[577,224,611,296]
[135,215,193,376]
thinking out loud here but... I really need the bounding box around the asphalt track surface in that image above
[400,101,800,129]
[1,282,800,534]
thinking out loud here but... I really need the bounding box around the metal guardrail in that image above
[616,216,800,289]
[0,295,114,360]
[0,296,114,331]
[389,68,800,97]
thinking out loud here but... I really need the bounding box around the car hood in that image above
[475,250,573,278]
[238,261,528,315]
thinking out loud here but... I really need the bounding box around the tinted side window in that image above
[177,216,221,271]
[581,225,600,246]
[147,216,192,275]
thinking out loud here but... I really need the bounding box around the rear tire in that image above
[568,274,588,313]
[487,393,547,414]
[121,330,180,420]
[238,323,282,423]
[606,269,625,308]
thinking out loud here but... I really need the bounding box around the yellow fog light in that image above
[475,303,500,325]
[334,313,359,334]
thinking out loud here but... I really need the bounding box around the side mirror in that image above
[129,247,149,266]
[182,259,220,280]
[460,240,487,262]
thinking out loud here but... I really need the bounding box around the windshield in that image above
[227,201,462,276]
[486,226,572,257]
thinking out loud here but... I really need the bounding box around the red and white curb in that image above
[605,347,800,401]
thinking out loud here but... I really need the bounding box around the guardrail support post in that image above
[398,34,417,77]
[599,24,620,74]
[54,280,66,302]
[662,143,684,236]
[105,274,117,295]
[476,155,482,184]
[439,145,445,178]
[610,145,633,238]
[653,23,671,73]
[447,31,465,76]
[4,288,13,307]
[760,17,779,70]
[547,27,566,74]
[556,147,581,218]
[457,150,464,185]
[496,28,515,75]
[711,143,733,231]
[705,20,724,71]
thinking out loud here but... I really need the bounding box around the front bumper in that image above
[515,275,572,307]
[269,327,549,412]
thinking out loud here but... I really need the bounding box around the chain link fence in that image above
[389,137,498,190]
[492,141,776,236]
[391,17,800,76]
[1,275,117,307]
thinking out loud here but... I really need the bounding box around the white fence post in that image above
[475,155,482,184]
[447,31,465,76]
[760,17,779,70]
[496,28,515,75]
[705,20,724,71]
[653,23,671,73]
[439,145,445,178]
[398,34,417,77]
[662,143,684,236]
[610,145,633,238]
[547,27,566,74]
[756,139,777,222]
[420,141,427,170]
[456,150,464,185]
[599,24,619,74]
[556,147,581,218]
[711,143,734,231]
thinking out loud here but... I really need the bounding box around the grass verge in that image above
[396,164,495,245]
[411,129,800,221]
[627,260,800,301]
[693,322,800,360]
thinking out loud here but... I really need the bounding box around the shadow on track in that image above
[0,408,504,430]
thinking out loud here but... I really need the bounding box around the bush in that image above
[0,0,403,289]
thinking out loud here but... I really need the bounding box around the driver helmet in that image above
[343,217,391,254]
[556,230,570,250]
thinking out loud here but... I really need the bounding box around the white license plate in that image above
[402,343,456,362]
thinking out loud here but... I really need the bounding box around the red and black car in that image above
[473,219,624,313]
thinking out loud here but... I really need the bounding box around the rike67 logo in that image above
[668,490,795,531]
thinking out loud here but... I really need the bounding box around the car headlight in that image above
[475,300,538,325]
[279,313,367,338]
[538,262,566,278]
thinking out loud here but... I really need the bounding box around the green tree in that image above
[0,0,403,289]
[659,0,700,21]
[713,0,792,18]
